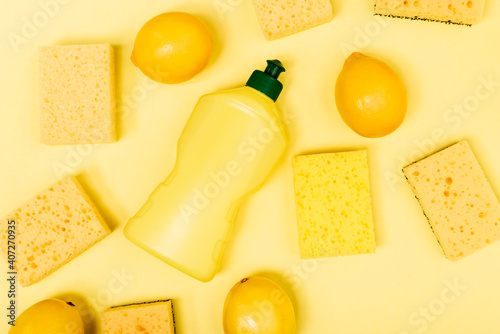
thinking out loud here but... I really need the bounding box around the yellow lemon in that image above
[335,52,407,138]
[9,299,84,334]
[131,12,214,84]
[223,276,296,334]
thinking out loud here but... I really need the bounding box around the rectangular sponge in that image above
[403,141,500,261]
[101,300,176,334]
[0,176,110,286]
[374,0,485,25]
[292,151,376,259]
[251,0,333,40]
[39,44,116,145]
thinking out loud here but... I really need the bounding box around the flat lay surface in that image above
[1,0,500,333]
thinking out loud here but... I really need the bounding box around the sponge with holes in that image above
[39,44,116,145]
[403,141,500,261]
[374,0,485,25]
[101,300,176,334]
[292,151,376,259]
[0,176,110,286]
[251,0,333,40]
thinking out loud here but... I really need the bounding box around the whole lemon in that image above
[335,52,407,138]
[9,299,84,334]
[223,276,296,334]
[131,12,214,84]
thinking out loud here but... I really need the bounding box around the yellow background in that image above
[1,0,500,333]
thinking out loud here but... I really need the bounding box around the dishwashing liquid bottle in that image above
[124,60,288,282]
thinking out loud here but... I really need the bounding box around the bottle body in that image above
[124,86,287,282]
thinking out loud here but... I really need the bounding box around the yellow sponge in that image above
[374,0,485,25]
[404,141,500,261]
[39,44,116,145]
[101,300,176,334]
[0,176,110,286]
[292,151,376,259]
[251,0,334,40]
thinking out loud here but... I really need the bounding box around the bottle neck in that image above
[244,86,285,124]
[243,86,280,113]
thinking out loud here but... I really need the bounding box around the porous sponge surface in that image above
[251,0,334,40]
[0,176,110,286]
[39,44,116,145]
[101,300,175,334]
[292,151,376,259]
[404,141,500,261]
[374,0,485,25]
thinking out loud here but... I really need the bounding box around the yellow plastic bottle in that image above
[124,60,288,282]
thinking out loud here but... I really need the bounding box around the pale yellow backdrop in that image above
[1,0,500,333]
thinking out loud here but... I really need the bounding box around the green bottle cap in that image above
[246,59,286,102]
